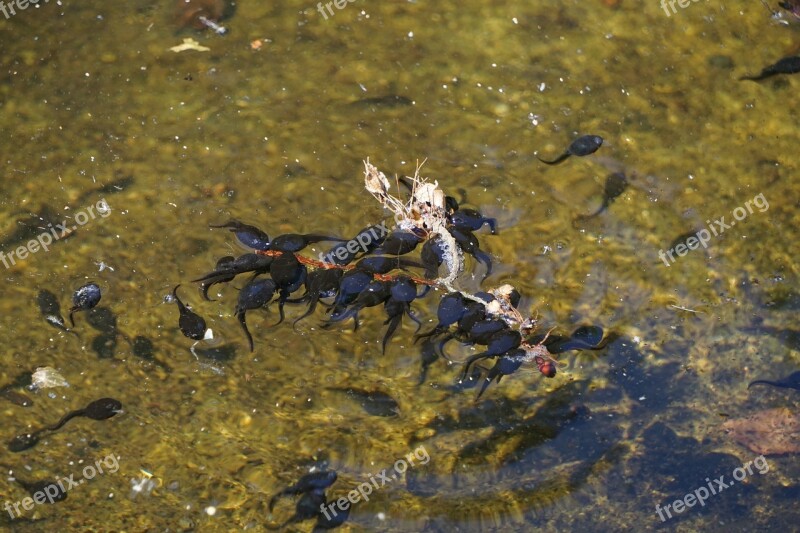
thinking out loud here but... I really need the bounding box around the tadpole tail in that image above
[237,311,255,352]
[274,300,286,328]
[382,313,402,354]
[267,491,287,513]
[406,309,423,332]
[292,295,320,329]
[537,152,570,165]
[475,250,493,280]
[476,378,492,401]
[418,339,439,386]
[414,325,442,344]
[747,379,776,389]
[461,351,490,381]
[199,278,223,301]
[584,199,612,221]
[191,270,233,284]
[44,410,83,432]
[323,306,359,328]
[476,373,502,401]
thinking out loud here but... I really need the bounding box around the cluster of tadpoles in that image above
[171,161,603,398]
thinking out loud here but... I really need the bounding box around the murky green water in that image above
[0,0,798,531]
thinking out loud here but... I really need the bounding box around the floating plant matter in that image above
[187,160,611,397]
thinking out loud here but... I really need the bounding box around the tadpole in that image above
[68,283,102,327]
[538,135,604,165]
[8,398,123,452]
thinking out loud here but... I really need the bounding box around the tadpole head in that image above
[69,282,102,326]
[445,195,459,214]
[84,397,124,420]
[8,432,39,452]
[236,278,276,312]
[72,283,102,310]
[389,277,417,303]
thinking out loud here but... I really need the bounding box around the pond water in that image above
[0,0,798,531]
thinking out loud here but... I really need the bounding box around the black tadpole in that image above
[290,268,343,327]
[68,282,101,326]
[373,230,422,256]
[748,370,800,391]
[415,292,469,343]
[8,397,122,452]
[449,208,497,234]
[235,277,277,351]
[172,285,208,340]
[192,253,273,301]
[267,470,344,530]
[448,228,492,280]
[461,328,522,381]
[740,56,800,81]
[538,134,604,165]
[381,277,421,353]
[268,470,338,511]
[271,233,346,253]
[477,349,526,400]
[530,325,615,354]
[209,220,271,251]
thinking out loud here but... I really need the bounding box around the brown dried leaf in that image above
[722,407,800,456]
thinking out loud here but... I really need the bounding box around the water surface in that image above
[0,1,797,531]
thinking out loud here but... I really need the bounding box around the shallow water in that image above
[0,0,798,531]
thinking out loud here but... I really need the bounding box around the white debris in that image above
[363,160,462,284]
[30,367,69,390]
